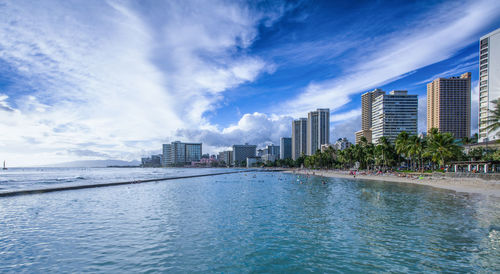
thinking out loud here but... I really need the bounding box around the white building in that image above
[307,108,330,155]
[246,156,262,168]
[292,118,307,160]
[372,90,418,144]
[479,28,500,142]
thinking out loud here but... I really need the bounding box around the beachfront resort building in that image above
[292,118,307,160]
[355,89,385,144]
[371,90,418,144]
[232,144,257,166]
[479,28,500,142]
[280,137,292,160]
[427,72,471,139]
[307,108,330,155]
[162,141,202,166]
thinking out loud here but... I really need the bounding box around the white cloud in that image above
[0,94,16,112]
[176,112,293,153]
[331,109,361,123]
[0,0,286,166]
[281,0,500,119]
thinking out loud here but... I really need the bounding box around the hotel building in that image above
[307,108,330,155]
[479,28,500,142]
[280,137,292,160]
[371,90,418,144]
[427,72,471,139]
[162,141,202,166]
[292,118,307,160]
[232,144,257,166]
[355,89,385,144]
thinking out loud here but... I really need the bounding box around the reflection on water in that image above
[0,171,499,272]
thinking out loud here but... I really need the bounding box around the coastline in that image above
[285,169,500,197]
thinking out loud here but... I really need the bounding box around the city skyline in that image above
[1,1,500,166]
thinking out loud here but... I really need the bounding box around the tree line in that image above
[265,129,499,171]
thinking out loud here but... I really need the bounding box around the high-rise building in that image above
[162,144,171,167]
[280,137,292,160]
[372,90,418,143]
[266,144,280,159]
[427,72,471,139]
[355,130,372,144]
[162,141,202,166]
[292,118,307,160]
[479,28,500,142]
[307,108,330,155]
[355,89,385,144]
[232,144,256,166]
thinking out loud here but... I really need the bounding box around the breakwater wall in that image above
[0,170,255,198]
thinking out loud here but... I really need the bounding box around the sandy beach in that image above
[285,169,500,197]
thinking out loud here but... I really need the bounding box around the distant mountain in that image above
[41,159,141,168]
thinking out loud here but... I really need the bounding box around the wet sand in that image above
[286,169,500,197]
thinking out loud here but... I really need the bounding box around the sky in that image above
[0,0,500,166]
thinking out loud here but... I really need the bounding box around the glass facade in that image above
[280,137,292,160]
[372,91,418,144]
[162,141,202,166]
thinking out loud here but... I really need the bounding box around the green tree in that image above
[375,137,395,169]
[407,135,425,171]
[484,99,500,139]
[425,129,460,168]
[395,131,410,169]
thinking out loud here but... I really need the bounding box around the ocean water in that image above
[0,169,499,272]
[0,167,235,194]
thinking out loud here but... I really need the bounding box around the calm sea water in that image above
[0,168,499,272]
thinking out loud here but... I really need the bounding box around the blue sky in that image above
[0,0,499,166]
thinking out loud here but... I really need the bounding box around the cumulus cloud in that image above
[0,0,287,166]
[0,0,496,166]
[176,112,293,153]
[331,115,361,143]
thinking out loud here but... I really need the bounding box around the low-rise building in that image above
[218,150,233,166]
[246,156,262,168]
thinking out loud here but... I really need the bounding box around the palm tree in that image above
[485,99,500,138]
[364,143,375,170]
[395,131,410,169]
[461,136,472,146]
[425,131,459,168]
[407,135,425,172]
[376,137,394,169]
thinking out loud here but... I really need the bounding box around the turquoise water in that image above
[0,170,499,272]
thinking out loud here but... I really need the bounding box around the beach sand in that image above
[285,169,500,197]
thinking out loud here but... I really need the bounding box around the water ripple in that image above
[0,171,499,272]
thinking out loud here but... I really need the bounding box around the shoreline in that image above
[285,169,500,197]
